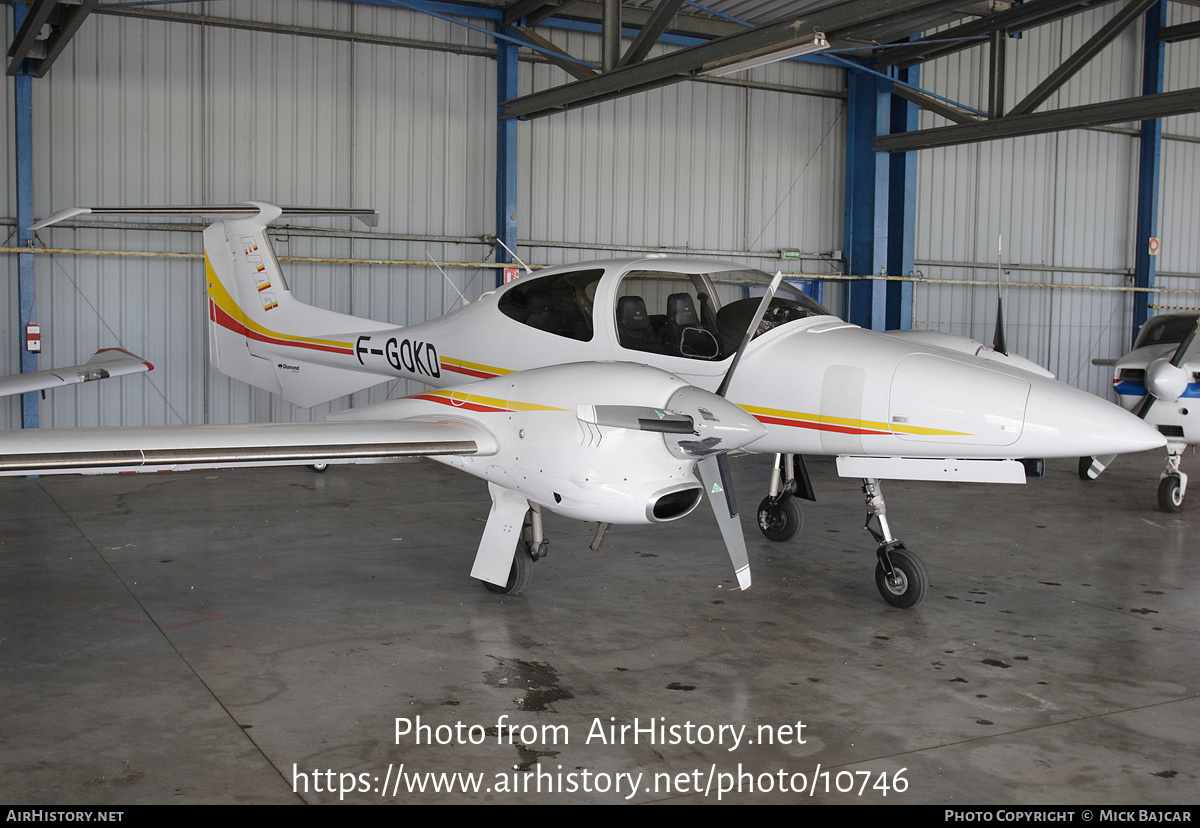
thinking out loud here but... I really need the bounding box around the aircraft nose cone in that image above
[1021,379,1165,457]
[666,386,767,454]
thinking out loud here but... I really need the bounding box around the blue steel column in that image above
[495,27,519,287]
[886,63,918,332]
[844,65,890,330]
[1132,0,1166,345]
[14,2,37,428]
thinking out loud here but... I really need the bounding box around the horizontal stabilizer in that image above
[31,202,378,230]
[0,348,153,398]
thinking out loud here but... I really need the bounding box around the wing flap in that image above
[0,418,492,476]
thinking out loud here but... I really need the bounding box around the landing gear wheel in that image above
[309,463,328,473]
[1078,457,1093,480]
[482,543,534,595]
[874,546,928,609]
[757,496,803,542]
[1158,475,1185,513]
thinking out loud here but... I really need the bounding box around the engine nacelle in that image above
[336,361,765,525]
[443,363,759,524]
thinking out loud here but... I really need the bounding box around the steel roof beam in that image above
[1007,0,1157,118]
[891,83,979,124]
[617,0,685,68]
[873,86,1200,152]
[7,0,98,77]
[502,0,963,119]
[503,0,557,26]
[32,0,96,77]
[875,0,1119,69]
[7,0,58,74]
[514,25,598,77]
[1159,20,1200,43]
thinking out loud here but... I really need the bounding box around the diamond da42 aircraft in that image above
[1,203,1164,608]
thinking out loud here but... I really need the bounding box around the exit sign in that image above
[781,249,802,260]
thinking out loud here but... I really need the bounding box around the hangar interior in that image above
[2,0,1200,806]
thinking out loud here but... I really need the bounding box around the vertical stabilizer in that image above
[202,203,396,407]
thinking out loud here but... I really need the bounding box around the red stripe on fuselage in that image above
[441,363,501,379]
[209,299,355,356]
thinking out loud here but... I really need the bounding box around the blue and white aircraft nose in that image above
[1016,378,1166,457]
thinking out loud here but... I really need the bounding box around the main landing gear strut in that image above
[481,503,550,596]
[755,455,929,608]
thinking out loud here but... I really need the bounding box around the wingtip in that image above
[30,207,93,231]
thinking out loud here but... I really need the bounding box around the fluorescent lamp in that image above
[699,31,829,77]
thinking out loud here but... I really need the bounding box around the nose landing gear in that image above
[861,477,928,608]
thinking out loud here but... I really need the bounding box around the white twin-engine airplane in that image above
[1084,312,1200,512]
[3,202,1164,608]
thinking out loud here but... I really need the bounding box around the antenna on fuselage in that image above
[993,235,1008,356]
[494,237,532,274]
[427,251,470,306]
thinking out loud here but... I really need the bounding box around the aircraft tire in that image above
[757,496,803,542]
[874,547,928,609]
[482,544,534,595]
[1158,475,1185,513]
[309,463,328,473]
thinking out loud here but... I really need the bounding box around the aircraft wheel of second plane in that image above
[1158,475,1185,513]
[756,496,804,542]
[482,543,535,596]
[874,546,929,609]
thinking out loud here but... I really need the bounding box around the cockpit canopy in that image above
[1134,313,1200,350]
[497,263,830,361]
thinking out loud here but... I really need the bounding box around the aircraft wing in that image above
[0,418,494,476]
[0,349,154,398]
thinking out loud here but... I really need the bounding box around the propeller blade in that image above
[697,454,751,590]
[717,270,784,398]
[1085,454,1116,480]
[1169,318,1199,368]
[1133,393,1156,420]
[578,404,694,433]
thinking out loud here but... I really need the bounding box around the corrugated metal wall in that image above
[914,3,1200,401]
[5,2,1199,428]
[3,1,847,429]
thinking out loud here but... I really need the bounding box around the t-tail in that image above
[33,202,401,408]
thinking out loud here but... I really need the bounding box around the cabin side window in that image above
[497,269,603,342]
[614,271,722,360]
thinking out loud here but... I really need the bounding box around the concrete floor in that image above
[1,450,1197,805]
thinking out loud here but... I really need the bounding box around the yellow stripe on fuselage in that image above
[740,403,971,437]
[206,256,355,353]
[419,389,566,412]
